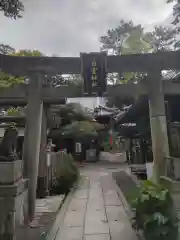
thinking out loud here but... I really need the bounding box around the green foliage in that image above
[100,20,151,56]
[0,44,15,55]
[0,0,24,19]
[100,20,135,55]
[10,49,43,57]
[101,20,179,107]
[51,153,79,195]
[60,120,103,138]
[100,20,178,86]
[66,75,83,96]
[100,21,151,85]
[7,107,21,116]
[121,25,152,55]
[130,180,178,240]
[0,48,44,88]
[0,71,24,88]
[58,103,92,125]
[49,102,104,142]
[167,0,180,25]
[145,26,178,52]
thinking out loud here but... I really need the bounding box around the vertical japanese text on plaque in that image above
[81,52,107,96]
[91,59,98,87]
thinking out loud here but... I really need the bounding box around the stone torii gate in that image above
[0,50,180,219]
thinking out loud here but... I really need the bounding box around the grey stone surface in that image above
[84,234,110,240]
[103,190,122,206]
[64,209,86,227]
[84,181,109,235]
[29,195,65,228]
[15,189,28,226]
[0,178,28,197]
[63,194,87,227]
[36,195,65,213]
[100,152,126,163]
[55,163,137,240]
[0,179,28,226]
[106,205,136,240]
[0,160,22,184]
[0,178,28,239]
[75,188,88,199]
[68,198,87,211]
[56,226,83,240]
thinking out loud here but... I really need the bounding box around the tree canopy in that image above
[49,102,103,139]
[101,19,179,108]
[0,0,24,19]
[57,103,92,126]
[0,44,15,54]
[146,26,178,52]
[100,20,151,56]
[167,0,180,25]
[0,47,43,88]
[100,20,153,85]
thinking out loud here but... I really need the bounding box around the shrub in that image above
[130,180,178,240]
[51,153,79,195]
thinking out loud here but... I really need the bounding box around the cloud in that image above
[0,0,173,56]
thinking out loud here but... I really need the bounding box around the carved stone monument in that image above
[0,124,28,239]
[0,125,21,184]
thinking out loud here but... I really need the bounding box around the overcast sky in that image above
[0,0,174,56]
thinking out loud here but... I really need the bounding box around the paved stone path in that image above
[99,151,126,163]
[55,165,137,240]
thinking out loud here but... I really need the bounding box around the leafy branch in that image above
[0,0,24,19]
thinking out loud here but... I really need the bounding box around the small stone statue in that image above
[0,124,19,162]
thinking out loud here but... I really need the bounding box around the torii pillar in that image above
[147,70,170,182]
[23,72,43,220]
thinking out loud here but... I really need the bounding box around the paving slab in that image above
[84,234,110,240]
[84,180,109,235]
[54,163,137,240]
[17,195,65,240]
[56,226,83,240]
[105,188,137,240]
[75,188,89,199]
[84,210,109,235]
[103,190,122,206]
[64,209,86,227]
[68,198,87,211]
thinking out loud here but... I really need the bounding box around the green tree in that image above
[49,102,103,140]
[100,20,151,55]
[0,48,44,88]
[100,20,152,85]
[167,0,180,25]
[101,21,178,108]
[0,46,82,90]
[145,26,178,52]
[0,0,24,19]
[0,44,15,54]
[10,49,43,57]
[58,102,92,126]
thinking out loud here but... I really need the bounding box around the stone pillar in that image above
[23,72,43,220]
[147,70,170,182]
[37,107,48,198]
[0,160,28,240]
